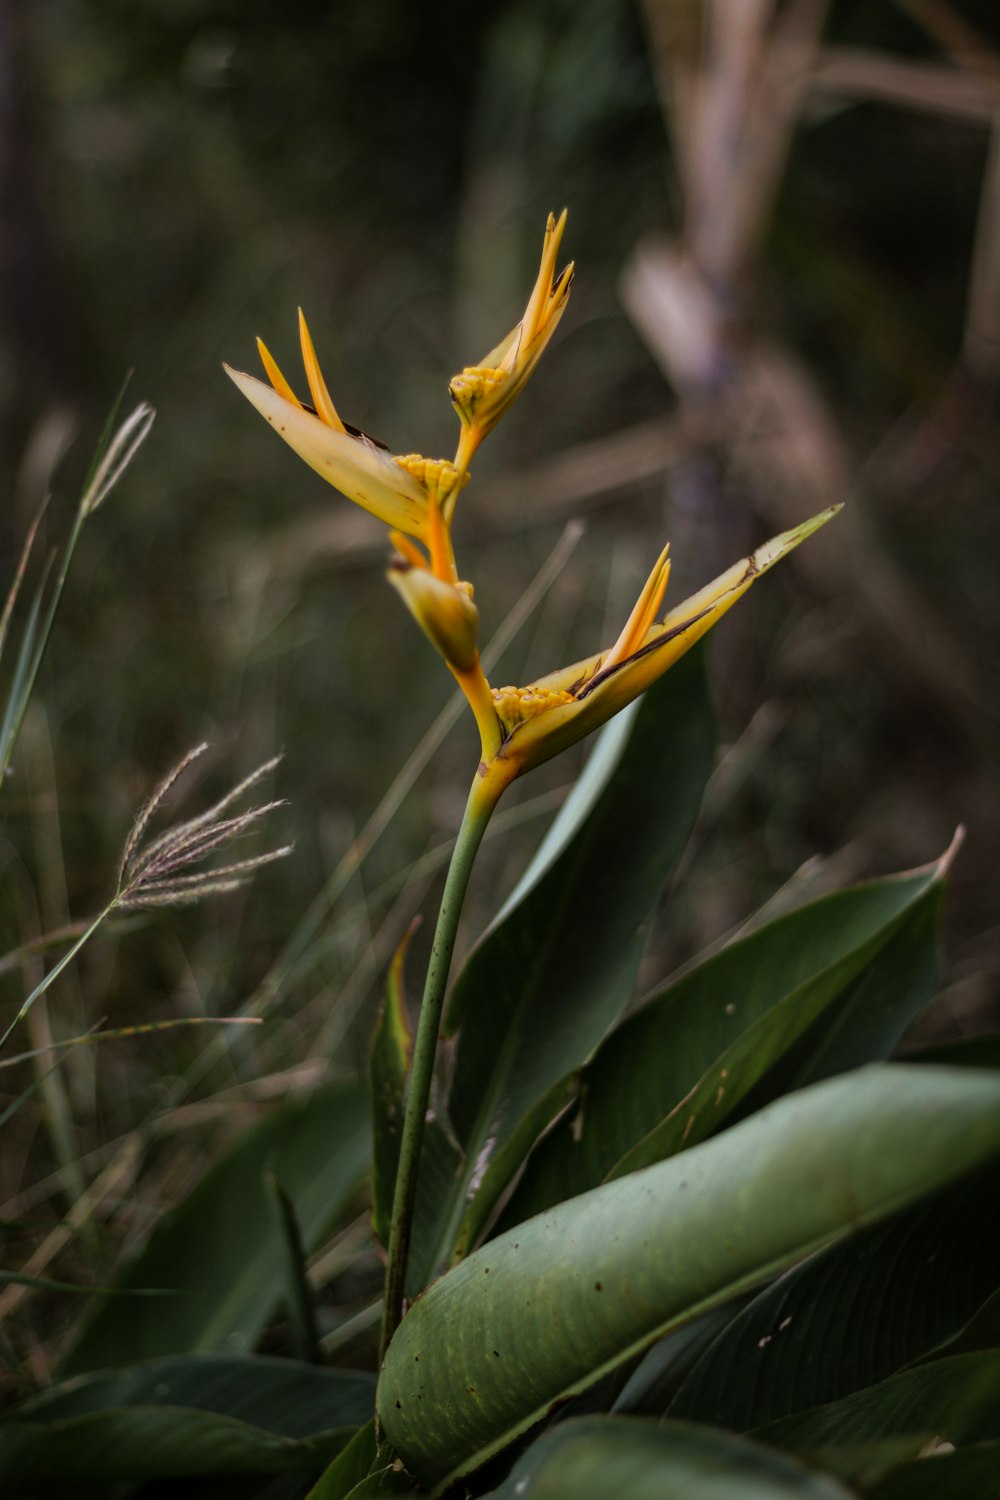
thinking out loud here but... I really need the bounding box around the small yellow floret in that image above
[449,366,505,405]
[393,455,467,505]
[491,684,576,733]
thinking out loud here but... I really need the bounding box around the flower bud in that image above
[388,559,480,672]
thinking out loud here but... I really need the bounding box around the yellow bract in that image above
[224,311,450,542]
[226,215,840,787]
[484,507,842,784]
[449,210,574,479]
[387,543,480,674]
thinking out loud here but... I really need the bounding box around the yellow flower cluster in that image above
[225,214,838,787]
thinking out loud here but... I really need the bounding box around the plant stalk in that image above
[379,771,501,1361]
[0,905,113,1052]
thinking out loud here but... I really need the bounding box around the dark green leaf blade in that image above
[910,1285,1000,1365]
[370,923,416,1250]
[61,1080,370,1372]
[305,1418,413,1499]
[866,1442,1000,1500]
[757,1350,1000,1453]
[435,647,715,1259]
[610,885,942,1178]
[0,1406,346,1484]
[15,1351,375,1433]
[489,1417,853,1499]
[265,1170,321,1364]
[378,1066,1000,1487]
[3,1352,375,1485]
[503,860,944,1227]
[666,1160,1000,1428]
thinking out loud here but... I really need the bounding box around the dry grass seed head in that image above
[116,745,291,910]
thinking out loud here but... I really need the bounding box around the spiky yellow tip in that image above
[298,309,347,432]
[599,544,672,676]
[447,211,574,458]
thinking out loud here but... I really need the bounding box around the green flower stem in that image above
[380,771,502,1361]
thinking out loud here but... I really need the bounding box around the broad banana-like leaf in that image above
[667,1159,1000,1428]
[488,1416,852,1499]
[378,1066,1000,1488]
[757,1349,1000,1452]
[3,1353,374,1485]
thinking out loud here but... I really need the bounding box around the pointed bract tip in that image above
[753,504,842,574]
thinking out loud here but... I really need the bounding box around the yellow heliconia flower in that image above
[482,507,841,787]
[386,510,502,759]
[387,534,480,674]
[224,310,464,542]
[449,210,574,480]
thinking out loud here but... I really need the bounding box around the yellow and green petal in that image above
[387,554,480,673]
[494,506,841,776]
[449,211,574,465]
[224,365,431,540]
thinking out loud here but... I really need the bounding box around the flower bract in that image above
[387,535,480,673]
[224,311,457,541]
[449,210,574,478]
[485,507,841,783]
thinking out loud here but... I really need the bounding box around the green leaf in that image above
[265,1169,321,1364]
[784,891,941,1089]
[370,924,417,1251]
[866,1442,1000,1500]
[61,1080,370,1372]
[2,1352,374,1485]
[306,1419,413,1499]
[503,860,944,1226]
[0,1407,346,1485]
[488,1417,852,1499]
[377,1065,1000,1489]
[609,889,942,1180]
[15,1351,375,1431]
[306,1420,377,1499]
[666,1160,1000,1428]
[611,1306,740,1417]
[757,1350,1000,1452]
[425,647,714,1264]
[783,1437,929,1490]
[404,1115,466,1296]
[910,1286,1000,1365]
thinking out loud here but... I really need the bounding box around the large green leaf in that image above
[0,1407,346,1485]
[1,1352,374,1485]
[866,1442,1000,1500]
[611,1306,739,1417]
[502,860,943,1227]
[378,1065,1000,1488]
[757,1350,1000,1452]
[609,889,941,1179]
[62,1080,370,1372]
[488,1417,852,1499]
[417,648,714,1266]
[666,1159,1000,1428]
[911,1285,1000,1364]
